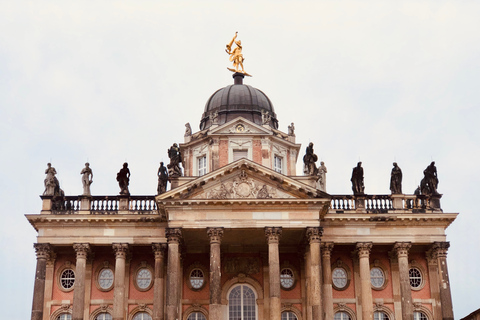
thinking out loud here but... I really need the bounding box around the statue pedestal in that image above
[119,196,129,213]
[429,194,442,211]
[391,194,404,210]
[354,195,366,213]
[79,196,92,214]
[40,196,53,213]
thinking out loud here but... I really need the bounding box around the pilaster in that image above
[393,242,413,320]
[208,227,224,320]
[306,227,323,320]
[431,242,454,320]
[321,242,334,320]
[31,243,52,320]
[356,242,373,320]
[152,243,167,320]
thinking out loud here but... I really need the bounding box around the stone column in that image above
[166,228,182,320]
[208,228,224,320]
[152,243,167,320]
[432,242,454,320]
[306,227,323,320]
[426,249,442,319]
[265,227,282,320]
[393,242,413,320]
[112,243,129,320]
[304,248,312,320]
[356,242,373,320]
[31,243,52,320]
[321,243,334,320]
[72,243,90,320]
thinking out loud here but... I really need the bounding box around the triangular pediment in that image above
[209,117,273,136]
[157,158,329,201]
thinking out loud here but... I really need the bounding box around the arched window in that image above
[187,312,207,320]
[414,312,428,320]
[281,311,297,320]
[374,311,389,320]
[95,313,112,320]
[132,312,152,320]
[228,284,257,320]
[334,312,351,320]
[56,314,72,320]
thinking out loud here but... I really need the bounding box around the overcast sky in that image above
[1,1,479,319]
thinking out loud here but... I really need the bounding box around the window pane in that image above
[281,311,297,320]
[374,311,389,320]
[60,269,75,289]
[187,312,206,320]
[409,268,422,288]
[98,268,114,290]
[190,269,205,289]
[95,313,112,320]
[280,268,294,289]
[136,268,152,289]
[332,268,348,289]
[370,268,385,288]
[414,311,428,320]
[229,285,257,320]
[334,312,351,320]
[132,312,152,320]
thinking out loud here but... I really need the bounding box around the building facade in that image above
[27,73,457,320]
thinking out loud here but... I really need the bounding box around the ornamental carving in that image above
[430,241,450,258]
[265,227,282,244]
[306,227,323,243]
[152,243,167,259]
[321,242,334,257]
[34,243,52,260]
[232,170,257,198]
[207,183,230,199]
[207,227,224,243]
[224,258,260,275]
[166,228,182,244]
[73,243,90,259]
[393,242,411,258]
[356,242,373,258]
[112,243,129,259]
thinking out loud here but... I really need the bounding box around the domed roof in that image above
[200,73,278,130]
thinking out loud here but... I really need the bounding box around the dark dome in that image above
[200,73,278,130]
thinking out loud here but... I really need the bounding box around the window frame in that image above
[332,260,352,291]
[409,260,426,291]
[133,261,154,292]
[227,283,258,320]
[370,260,389,291]
[273,155,283,173]
[95,261,114,292]
[56,261,76,292]
[197,155,207,176]
[186,262,208,291]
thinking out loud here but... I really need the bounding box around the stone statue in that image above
[288,123,295,136]
[116,163,130,195]
[420,161,439,195]
[157,162,168,195]
[390,162,402,194]
[351,162,365,195]
[80,163,93,196]
[43,163,60,196]
[226,32,250,75]
[211,110,219,125]
[261,110,271,125]
[303,142,318,176]
[167,143,183,177]
[184,123,192,137]
[317,161,327,192]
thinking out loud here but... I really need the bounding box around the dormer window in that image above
[198,156,207,176]
[274,155,283,173]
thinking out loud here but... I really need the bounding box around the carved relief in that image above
[232,170,257,198]
[224,257,260,275]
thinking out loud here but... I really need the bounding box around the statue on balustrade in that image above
[116,162,130,195]
[81,163,93,196]
[288,123,295,136]
[184,123,192,137]
[316,161,327,192]
[390,162,402,194]
[167,143,183,177]
[351,162,365,195]
[303,142,318,176]
[43,163,61,196]
[420,161,439,195]
[157,162,169,195]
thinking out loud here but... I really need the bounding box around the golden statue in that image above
[226,32,251,76]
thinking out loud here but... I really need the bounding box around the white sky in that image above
[1,1,479,318]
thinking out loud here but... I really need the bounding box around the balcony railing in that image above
[330,194,439,213]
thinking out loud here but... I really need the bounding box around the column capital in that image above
[356,242,373,258]
[265,227,282,244]
[152,243,167,259]
[207,227,224,244]
[166,227,183,244]
[393,242,411,258]
[33,243,52,260]
[430,241,450,258]
[321,242,334,257]
[112,243,129,259]
[306,227,323,244]
[73,243,91,259]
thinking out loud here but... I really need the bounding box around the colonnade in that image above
[31,231,454,320]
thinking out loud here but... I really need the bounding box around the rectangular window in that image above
[274,155,282,173]
[198,156,207,176]
[233,150,248,161]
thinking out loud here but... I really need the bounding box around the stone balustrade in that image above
[41,195,157,215]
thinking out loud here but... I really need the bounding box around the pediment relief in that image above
[209,117,272,135]
[193,169,294,200]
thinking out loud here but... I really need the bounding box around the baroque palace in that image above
[27,35,457,320]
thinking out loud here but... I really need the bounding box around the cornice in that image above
[322,213,457,227]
